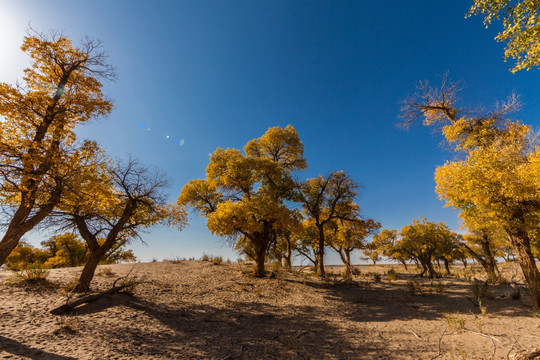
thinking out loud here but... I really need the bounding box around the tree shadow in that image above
[281,272,532,322]
[59,293,383,359]
[0,336,77,360]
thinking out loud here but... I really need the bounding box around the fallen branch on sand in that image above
[50,269,138,315]
[510,348,540,360]
[50,282,133,315]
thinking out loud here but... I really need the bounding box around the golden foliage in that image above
[468,0,540,72]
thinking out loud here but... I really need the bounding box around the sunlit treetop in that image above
[467,0,540,72]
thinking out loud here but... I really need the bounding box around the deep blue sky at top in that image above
[1,1,539,263]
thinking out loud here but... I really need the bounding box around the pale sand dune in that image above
[0,261,538,359]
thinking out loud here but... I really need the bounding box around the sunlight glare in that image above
[0,4,28,83]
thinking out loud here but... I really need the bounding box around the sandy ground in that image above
[0,261,539,359]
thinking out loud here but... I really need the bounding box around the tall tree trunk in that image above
[337,249,353,276]
[399,258,408,270]
[480,233,499,283]
[419,261,427,277]
[252,227,272,278]
[506,228,540,309]
[75,246,108,292]
[0,232,24,266]
[283,237,292,269]
[345,249,353,275]
[254,246,266,277]
[427,260,438,279]
[444,259,451,275]
[316,224,326,278]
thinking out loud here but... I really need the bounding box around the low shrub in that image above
[387,268,397,281]
[12,265,49,283]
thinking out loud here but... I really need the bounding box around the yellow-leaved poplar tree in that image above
[467,0,540,72]
[0,31,114,265]
[297,171,360,278]
[328,215,380,275]
[178,125,306,277]
[402,76,540,307]
[55,156,187,292]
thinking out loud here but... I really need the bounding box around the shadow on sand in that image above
[0,335,78,360]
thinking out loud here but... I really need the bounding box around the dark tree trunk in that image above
[419,262,427,277]
[427,260,438,279]
[462,259,468,268]
[316,224,326,278]
[399,259,408,270]
[337,248,353,276]
[506,228,540,309]
[0,187,61,265]
[462,234,499,284]
[345,249,353,274]
[444,259,451,275]
[254,247,266,277]
[74,247,107,292]
[283,237,292,269]
[480,233,499,283]
[0,232,24,266]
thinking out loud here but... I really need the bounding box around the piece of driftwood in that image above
[50,283,131,315]
[511,349,540,360]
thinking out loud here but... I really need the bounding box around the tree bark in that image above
[506,228,540,309]
[254,243,267,277]
[399,258,408,270]
[74,247,108,292]
[316,224,325,278]
[444,259,451,275]
[0,232,24,266]
[0,186,62,265]
[463,236,499,284]
[283,237,292,269]
[336,249,353,276]
[427,260,438,278]
[481,233,499,283]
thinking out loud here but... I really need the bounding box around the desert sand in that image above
[0,261,539,359]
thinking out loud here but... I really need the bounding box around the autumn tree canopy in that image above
[402,76,540,307]
[178,125,306,277]
[468,0,540,72]
[0,31,115,265]
[296,171,360,277]
[329,217,381,275]
[54,157,186,292]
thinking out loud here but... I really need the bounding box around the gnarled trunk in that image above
[74,247,107,292]
[506,228,540,309]
[0,232,24,266]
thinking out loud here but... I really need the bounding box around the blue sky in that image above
[1,1,539,263]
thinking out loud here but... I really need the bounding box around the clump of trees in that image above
[0,31,186,291]
[402,75,540,308]
[371,219,460,279]
[5,233,135,271]
[179,127,380,277]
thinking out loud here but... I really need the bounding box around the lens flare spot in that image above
[180,139,185,146]
[173,138,180,144]
[139,124,145,129]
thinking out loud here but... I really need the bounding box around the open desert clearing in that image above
[0,261,539,359]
